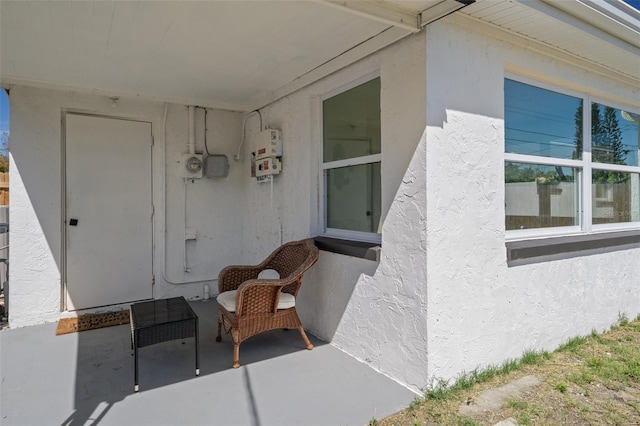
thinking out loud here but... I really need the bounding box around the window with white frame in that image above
[322,77,381,242]
[504,77,640,238]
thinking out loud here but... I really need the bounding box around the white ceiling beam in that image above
[319,1,421,32]
[447,13,640,90]
[537,0,640,50]
[0,76,248,112]
[248,26,412,111]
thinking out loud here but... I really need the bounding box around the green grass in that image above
[425,348,555,402]
[506,399,529,410]
[557,335,588,353]
[580,337,640,389]
[424,316,639,402]
[408,397,424,412]
[507,399,551,426]
[384,316,640,426]
[516,412,532,425]
[566,370,594,385]
[618,312,630,327]
[458,418,481,426]
[521,349,551,365]
[554,382,568,393]
[587,357,604,368]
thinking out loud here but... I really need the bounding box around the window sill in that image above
[313,236,381,261]
[506,230,640,264]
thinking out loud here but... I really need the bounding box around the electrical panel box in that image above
[255,157,281,180]
[252,128,283,182]
[255,129,282,160]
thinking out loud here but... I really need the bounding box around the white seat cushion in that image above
[217,289,295,313]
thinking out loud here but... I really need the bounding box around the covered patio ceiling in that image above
[0,0,638,112]
[0,0,456,111]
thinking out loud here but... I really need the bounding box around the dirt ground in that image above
[379,320,640,426]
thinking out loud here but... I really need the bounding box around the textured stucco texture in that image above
[8,18,640,394]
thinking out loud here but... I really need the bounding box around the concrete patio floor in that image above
[0,300,417,425]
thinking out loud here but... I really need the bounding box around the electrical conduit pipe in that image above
[160,103,217,286]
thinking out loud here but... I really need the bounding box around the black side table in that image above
[130,297,199,392]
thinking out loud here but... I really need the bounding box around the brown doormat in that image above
[56,310,130,335]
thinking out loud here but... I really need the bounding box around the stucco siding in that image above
[425,20,640,384]
[9,89,62,326]
[237,31,428,392]
[8,16,639,396]
[9,87,244,327]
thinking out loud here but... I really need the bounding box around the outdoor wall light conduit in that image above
[161,103,217,286]
[234,110,263,161]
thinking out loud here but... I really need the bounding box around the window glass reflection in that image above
[591,103,639,167]
[326,163,381,233]
[505,79,583,160]
[592,171,640,224]
[323,78,381,163]
[505,162,579,230]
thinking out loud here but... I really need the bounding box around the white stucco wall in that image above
[9,86,244,327]
[238,32,428,392]
[9,15,639,396]
[425,20,640,384]
[9,94,63,326]
[8,33,429,389]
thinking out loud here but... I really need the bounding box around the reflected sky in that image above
[505,79,639,165]
[623,0,640,11]
[505,79,582,160]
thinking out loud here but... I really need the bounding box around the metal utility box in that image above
[255,129,282,161]
[204,155,230,178]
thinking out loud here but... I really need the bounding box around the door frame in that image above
[61,111,154,311]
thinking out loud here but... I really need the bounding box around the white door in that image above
[65,114,153,310]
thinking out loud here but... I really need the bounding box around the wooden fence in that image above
[0,173,7,206]
[506,182,636,230]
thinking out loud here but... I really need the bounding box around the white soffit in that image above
[2,0,635,110]
[458,0,640,85]
[542,0,640,46]
[0,0,443,111]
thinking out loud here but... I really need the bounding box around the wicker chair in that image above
[215,238,319,368]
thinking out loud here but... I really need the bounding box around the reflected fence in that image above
[506,180,640,230]
[0,205,7,319]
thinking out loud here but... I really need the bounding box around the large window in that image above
[322,77,381,242]
[505,78,640,238]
